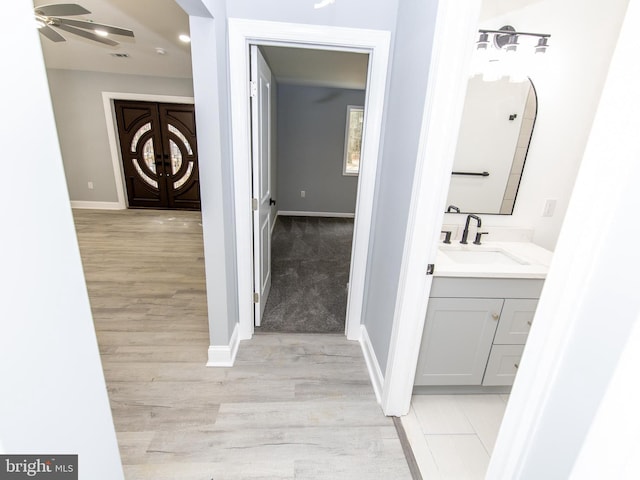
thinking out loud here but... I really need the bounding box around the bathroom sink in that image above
[439,246,529,265]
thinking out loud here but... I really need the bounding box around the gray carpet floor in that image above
[257,216,354,333]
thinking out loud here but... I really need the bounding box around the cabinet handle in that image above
[492,313,499,320]
[514,363,519,369]
[527,320,532,326]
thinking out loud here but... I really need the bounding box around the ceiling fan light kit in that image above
[34,3,135,47]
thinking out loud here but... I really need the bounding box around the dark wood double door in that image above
[115,100,200,210]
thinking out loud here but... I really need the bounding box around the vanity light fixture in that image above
[476,25,550,55]
[473,25,550,82]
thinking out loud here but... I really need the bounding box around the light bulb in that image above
[476,32,490,50]
[509,47,533,83]
[470,46,489,78]
[505,34,519,52]
[535,37,549,54]
[483,59,501,82]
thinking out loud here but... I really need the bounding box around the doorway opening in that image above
[228,19,391,341]
[114,100,201,210]
[248,44,369,333]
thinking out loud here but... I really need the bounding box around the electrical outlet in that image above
[88,181,94,190]
[301,190,306,198]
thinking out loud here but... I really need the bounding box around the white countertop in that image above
[434,241,553,279]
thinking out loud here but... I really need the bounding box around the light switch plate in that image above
[543,199,556,217]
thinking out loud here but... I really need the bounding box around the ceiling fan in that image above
[34,3,134,46]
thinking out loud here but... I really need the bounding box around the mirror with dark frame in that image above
[446,76,537,215]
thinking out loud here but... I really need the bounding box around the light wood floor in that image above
[73,209,411,480]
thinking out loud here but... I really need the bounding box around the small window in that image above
[343,105,364,176]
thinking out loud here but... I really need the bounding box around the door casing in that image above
[228,19,391,342]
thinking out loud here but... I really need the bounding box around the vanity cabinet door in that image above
[493,299,538,345]
[414,298,503,386]
[483,344,525,386]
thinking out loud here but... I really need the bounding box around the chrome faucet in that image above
[460,214,482,244]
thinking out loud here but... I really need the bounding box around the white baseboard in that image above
[277,210,355,218]
[206,323,239,367]
[71,201,124,210]
[270,211,278,235]
[360,325,384,405]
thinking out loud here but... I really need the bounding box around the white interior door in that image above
[250,45,272,326]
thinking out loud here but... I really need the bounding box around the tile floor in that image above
[401,394,509,479]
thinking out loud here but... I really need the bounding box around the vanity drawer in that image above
[430,277,544,299]
[482,344,524,386]
[494,299,538,345]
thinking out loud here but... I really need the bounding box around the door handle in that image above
[269,198,276,206]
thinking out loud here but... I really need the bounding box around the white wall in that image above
[226,0,399,31]
[488,0,640,475]
[0,1,123,477]
[571,310,640,479]
[46,69,194,203]
[443,0,629,250]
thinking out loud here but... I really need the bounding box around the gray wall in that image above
[185,0,442,368]
[46,69,194,203]
[181,0,400,347]
[187,3,240,345]
[276,85,364,214]
[362,0,439,371]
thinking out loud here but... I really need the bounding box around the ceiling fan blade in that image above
[57,18,134,37]
[38,25,66,42]
[55,23,119,46]
[35,4,91,17]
